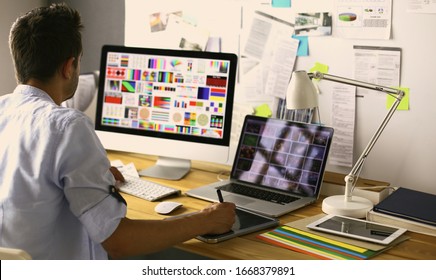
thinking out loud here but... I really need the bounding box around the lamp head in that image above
[286,70,319,110]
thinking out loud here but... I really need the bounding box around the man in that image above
[0,3,235,260]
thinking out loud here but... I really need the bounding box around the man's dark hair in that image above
[9,3,83,84]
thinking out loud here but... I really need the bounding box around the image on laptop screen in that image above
[232,117,333,197]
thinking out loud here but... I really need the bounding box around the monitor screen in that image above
[95,45,238,180]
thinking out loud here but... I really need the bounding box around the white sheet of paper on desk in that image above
[110,160,124,169]
[110,160,140,178]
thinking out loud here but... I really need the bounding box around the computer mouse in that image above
[154,201,183,215]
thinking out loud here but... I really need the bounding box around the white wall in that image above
[0,1,46,95]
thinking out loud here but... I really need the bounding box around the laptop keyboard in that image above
[219,183,300,205]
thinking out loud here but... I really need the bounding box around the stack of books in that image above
[366,187,436,237]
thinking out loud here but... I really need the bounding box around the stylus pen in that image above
[217,189,224,203]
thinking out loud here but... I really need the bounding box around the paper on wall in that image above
[241,10,298,99]
[333,0,392,40]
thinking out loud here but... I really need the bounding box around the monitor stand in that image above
[138,156,191,180]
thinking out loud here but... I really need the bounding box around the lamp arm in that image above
[309,71,402,96]
[309,71,405,201]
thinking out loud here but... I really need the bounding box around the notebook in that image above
[187,115,334,217]
[373,187,436,227]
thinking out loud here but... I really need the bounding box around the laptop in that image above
[187,115,334,217]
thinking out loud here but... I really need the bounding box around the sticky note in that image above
[293,35,308,56]
[272,0,291,8]
[309,63,329,89]
[387,87,409,110]
[310,62,329,74]
[254,104,272,117]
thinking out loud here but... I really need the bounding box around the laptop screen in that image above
[231,116,334,197]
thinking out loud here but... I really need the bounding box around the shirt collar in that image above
[13,84,57,105]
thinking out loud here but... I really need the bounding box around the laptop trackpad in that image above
[223,195,255,206]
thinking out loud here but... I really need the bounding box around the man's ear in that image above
[61,57,76,79]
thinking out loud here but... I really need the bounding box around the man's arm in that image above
[101,202,235,259]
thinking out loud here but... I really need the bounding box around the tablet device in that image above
[196,208,279,243]
[306,215,407,245]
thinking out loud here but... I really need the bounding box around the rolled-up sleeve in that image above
[53,113,127,243]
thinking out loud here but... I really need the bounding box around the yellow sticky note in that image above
[254,104,272,117]
[309,62,329,75]
[387,87,409,110]
[309,63,329,85]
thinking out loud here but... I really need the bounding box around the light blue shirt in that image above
[0,85,127,259]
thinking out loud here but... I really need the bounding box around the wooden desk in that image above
[107,150,436,260]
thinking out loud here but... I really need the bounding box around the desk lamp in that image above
[287,70,405,218]
[285,70,320,122]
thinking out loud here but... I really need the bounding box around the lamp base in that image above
[322,195,373,218]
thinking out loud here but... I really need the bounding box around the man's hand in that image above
[109,166,125,183]
[200,202,236,235]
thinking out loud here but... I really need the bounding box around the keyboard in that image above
[117,175,181,201]
[219,183,299,205]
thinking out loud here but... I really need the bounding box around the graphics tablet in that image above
[306,215,407,245]
[196,208,279,243]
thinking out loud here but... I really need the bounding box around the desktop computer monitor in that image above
[95,45,238,180]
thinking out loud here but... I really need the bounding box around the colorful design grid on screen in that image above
[101,51,232,139]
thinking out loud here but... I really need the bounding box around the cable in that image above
[216,171,230,181]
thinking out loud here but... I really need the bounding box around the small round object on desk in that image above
[154,201,183,215]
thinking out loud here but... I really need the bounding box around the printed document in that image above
[334,0,392,39]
